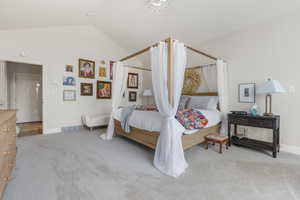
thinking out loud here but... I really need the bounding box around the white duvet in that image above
[114,108,221,135]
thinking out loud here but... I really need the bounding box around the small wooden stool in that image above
[205,133,229,153]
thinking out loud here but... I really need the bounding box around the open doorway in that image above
[6,61,43,137]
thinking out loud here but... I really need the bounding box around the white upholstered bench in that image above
[81,114,110,131]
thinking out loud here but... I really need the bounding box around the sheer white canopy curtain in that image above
[151,41,187,177]
[201,65,218,92]
[0,61,8,109]
[217,60,229,135]
[101,62,127,140]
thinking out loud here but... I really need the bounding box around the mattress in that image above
[114,108,221,135]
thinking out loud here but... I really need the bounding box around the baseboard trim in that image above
[44,128,62,134]
[281,144,300,156]
[61,125,84,132]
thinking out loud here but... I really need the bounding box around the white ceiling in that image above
[1,0,300,64]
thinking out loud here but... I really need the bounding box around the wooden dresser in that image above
[0,110,16,199]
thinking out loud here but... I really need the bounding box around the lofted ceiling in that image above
[1,0,300,64]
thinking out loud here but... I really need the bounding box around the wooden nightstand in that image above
[228,113,280,158]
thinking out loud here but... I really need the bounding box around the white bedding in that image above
[114,108,221,135]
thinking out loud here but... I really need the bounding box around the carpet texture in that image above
[4,129,300,200]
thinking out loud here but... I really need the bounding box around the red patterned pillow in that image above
[175,108,208,130]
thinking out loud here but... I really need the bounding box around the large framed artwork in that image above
[128,91,137,102]
[127,73,139,89]
[97,81,112,99]
[78,59,95,79]
[239,83,256,103]
[63,90,76,101]
[80,83,93,96]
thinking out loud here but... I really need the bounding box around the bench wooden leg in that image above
[219,143,222,154]
[205,141,208,150]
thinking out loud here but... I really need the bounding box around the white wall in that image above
[201,13,300,151]
[0,25,142,133]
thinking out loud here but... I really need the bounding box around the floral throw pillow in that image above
[175,108,208,130]
[135,105,158,111]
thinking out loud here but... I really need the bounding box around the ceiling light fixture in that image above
[148,0,169,12]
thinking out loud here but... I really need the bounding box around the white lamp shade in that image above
[143,89,153,96]
[256,80,286,94]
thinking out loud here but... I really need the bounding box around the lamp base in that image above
[263,112,274,116]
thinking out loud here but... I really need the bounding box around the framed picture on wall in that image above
[97,81,112,99]
[63,90,76,101]
[127,73,139,89]
[128,91,137,102]
[65,65,73,72]
[109,61,114,80]
[99,66,106,78]
[78,59,95,79]
[80,83,93,96]
[63,76,76,86]
[239,83,256,103]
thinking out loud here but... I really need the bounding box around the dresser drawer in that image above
[0,122,16,134]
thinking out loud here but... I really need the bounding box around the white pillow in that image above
[207,96,219,110]
[185,96,219,110]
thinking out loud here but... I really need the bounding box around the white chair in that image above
[81,114,110,131]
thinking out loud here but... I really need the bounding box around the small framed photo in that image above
[239,83,255,103]
[80,83,93,96]
[63,76,76,86]
[109,61,114,80]
[97,81,112,99]
[99,66,106,78]
[79,59,95,79]
[65,65,73,72]
[63,90,76,101]
[127,73,139,89]
[128,91,137,102]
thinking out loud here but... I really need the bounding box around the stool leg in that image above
[205,141,208,150]
[219,144,222,154]
[226,142,229,150]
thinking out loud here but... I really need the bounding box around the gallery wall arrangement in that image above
[63,59,114,102]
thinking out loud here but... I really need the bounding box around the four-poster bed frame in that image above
[114,37,221,150]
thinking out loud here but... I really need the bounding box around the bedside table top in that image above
[228,113,280,120]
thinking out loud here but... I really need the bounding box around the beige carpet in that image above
[4,129,300,200]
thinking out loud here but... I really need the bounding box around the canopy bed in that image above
[101,38,229,177]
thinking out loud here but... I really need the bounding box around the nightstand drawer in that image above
[247,118,273,128]
[229,116,274,129]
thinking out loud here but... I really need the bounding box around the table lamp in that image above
[143,89,153,105]
[256,79,286,116]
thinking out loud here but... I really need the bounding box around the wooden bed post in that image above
[167,37,173,106]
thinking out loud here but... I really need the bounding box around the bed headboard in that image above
[182,92,220,110]
[182,92,218,96]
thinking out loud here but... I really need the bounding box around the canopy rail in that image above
[124,65,151,72]
[182,92,218,96]
[116,37,220,106]
[118,38,218,62]
[123,63,216,72]
[188,63,216,70]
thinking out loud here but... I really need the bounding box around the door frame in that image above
[2,58,45,134]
